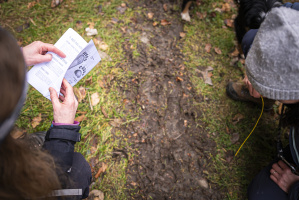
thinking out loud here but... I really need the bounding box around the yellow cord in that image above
[235,96,264,157]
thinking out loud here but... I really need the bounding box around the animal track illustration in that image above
[74,66,86,78]
[68,52,89,70]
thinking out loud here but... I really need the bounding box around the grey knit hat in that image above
[246,7,299,100]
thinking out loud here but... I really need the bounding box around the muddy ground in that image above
[115,0,224,199]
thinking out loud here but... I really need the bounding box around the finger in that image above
[59,95,65,102]
[278,160,289,170]
[270,174,278,183]
[60,88,66,96]
[49,87,60,106]
[61,82,66,90]
[252,90,261,98]
[42,43,66,58]
[270,169,279,178]
[62,79,74,100]
[272,163,284,174]
[270,174,288,193]
[35,54,53,64]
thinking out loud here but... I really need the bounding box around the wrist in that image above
[52,120,79,126]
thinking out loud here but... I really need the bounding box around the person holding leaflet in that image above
[0,27,91,199]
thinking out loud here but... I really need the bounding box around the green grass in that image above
[0,0,138,199]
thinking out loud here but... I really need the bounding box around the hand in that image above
[49,79,78,124]
[22,41,66,66]
[243,74,261,98]
[270,160,299,193]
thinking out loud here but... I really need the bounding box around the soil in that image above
[116,0,224,199]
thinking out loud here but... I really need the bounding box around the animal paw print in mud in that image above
[74,66,86,78]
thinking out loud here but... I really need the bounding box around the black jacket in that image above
[43,125,91,199]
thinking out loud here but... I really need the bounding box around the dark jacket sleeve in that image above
[43,125,81,172]
[43,125,92,199]
[289,181,299,200]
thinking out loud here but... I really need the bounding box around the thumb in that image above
[36,54,52,63]
[49,87,60,106]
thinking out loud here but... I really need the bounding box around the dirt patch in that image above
[115,0,224,199]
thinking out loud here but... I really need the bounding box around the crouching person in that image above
[0,27,91,199]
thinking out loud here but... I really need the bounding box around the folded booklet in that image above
[27,28,101,100]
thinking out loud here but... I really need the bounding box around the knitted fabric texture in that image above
[246,7,299,100]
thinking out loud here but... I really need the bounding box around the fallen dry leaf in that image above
[85,76,92,85]
[196,12,207,20]
[87,22,95,29]
[99,41,109,51]
[214,47,222,55]
[89,190,104,200]
[79,87,86,100]
[27,1,36,9]
[221,2,231,12]
[31,113,42,128]
[98,80,105,88]
[239,58,245,64]
[176,77,183,82]
[153,21,158,26]
[180,32,186,38]
[230,132,240,144]
[101,106,108,118]
[10,127,26,139]
[224,19,234,28]
[214,8,222,12]
[130,182,137,186]
[232,113,244,123]
[74,86,86,102]
[147,12,154,19]
[121,3,126,7]
[161,19,171,26]
[93,37,101,45]
[199,66,214,85]
[120,27,126,33]
[163,4,167,12]
[91,92,100,106]
[95,163,108,179]
[123,99,130,105]
[205,43,212,53]
[109,118,123,127]
[230,48,239,57]
[75,114,86,122]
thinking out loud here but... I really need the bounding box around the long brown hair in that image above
[0,28,61,199]
[0,135,61,199]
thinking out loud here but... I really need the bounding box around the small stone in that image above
[198,178,209,189]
